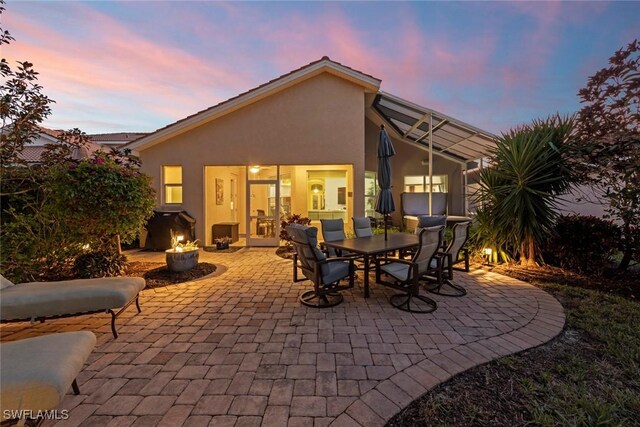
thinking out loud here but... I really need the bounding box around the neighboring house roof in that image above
[15,128,105,164]
[88,133,149,145]
[124,56,382,152]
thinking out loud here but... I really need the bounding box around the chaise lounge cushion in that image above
[0,276,146,321]
[0,331,97,414]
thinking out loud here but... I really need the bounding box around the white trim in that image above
[126,60,381,152]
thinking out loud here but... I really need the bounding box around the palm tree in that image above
[475,115,576,266]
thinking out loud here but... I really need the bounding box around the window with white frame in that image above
[163,165,183,204]
[404,175,448,193]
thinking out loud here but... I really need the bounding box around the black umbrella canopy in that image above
[375,125,396,240]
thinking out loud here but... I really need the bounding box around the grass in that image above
[387,283,640,427]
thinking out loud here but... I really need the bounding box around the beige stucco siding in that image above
[364,118,464,223]
[139,73,367,241]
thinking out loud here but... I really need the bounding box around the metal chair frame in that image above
[289,232,355,308]
[375,227,445,313]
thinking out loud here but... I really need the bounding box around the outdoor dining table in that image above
[321,233,419,298]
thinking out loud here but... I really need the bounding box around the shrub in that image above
[543,215,620,275]
[73,249,128,279]
[279,213,312,246]
[48,153,156,252]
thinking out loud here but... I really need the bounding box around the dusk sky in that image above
[4,1,639,135]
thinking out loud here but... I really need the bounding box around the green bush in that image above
[543,215,620,275]
[73,249,128,279]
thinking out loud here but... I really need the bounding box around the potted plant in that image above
[165,230,199,272]
[214,236,231,250]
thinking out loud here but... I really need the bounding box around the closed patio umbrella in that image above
[375,124,396,240]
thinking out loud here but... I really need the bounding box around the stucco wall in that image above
[364,118,464,225]
[139,73,367,242]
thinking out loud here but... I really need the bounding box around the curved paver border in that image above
[331,284,565,426]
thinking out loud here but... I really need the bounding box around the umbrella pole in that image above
[384,214,388,241]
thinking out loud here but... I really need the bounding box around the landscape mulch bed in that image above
[476,262,638,300]
[126,261,216,288]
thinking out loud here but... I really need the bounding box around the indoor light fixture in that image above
[311,184,323,194]
[249,165,261,174]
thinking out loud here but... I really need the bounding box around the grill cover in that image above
[144,209,196,251]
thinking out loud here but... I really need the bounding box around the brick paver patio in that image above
[0,248,565,426]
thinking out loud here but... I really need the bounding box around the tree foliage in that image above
[0,1,156,281]
[48,153,156,251]
[573,39,640,270]
[0,1,53,168]
[474,115,577,265]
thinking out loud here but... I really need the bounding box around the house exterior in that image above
[124,57,496,247]
[17,127,105,165]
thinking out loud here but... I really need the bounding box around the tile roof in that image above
[88,133,149,142]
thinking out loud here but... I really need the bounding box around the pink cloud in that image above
[4,4,255,131]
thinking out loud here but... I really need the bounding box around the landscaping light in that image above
[483,248,493,265]
[176,235,184,243]
[82,244,90,250]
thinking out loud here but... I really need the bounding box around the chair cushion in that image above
[353,217,373,238]
[321,219,346,242]
[380,262,411,282]
[0,277,146,321]
[0,331,97,414]
[322,261,351,284]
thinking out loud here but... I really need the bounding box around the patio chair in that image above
[352,217,374,237]
[399,215,447,259]
[286,224,355,308]
[320,218,358,258]
[375,226,445,313]
[426,221,471,297]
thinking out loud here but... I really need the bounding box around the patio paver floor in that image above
[0,248,565,426]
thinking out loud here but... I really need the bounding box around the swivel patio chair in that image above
[400,214,446,259]
[375,226,445,313]
[425,221,471,297]
[287,224,355,308]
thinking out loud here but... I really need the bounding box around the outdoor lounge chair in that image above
[376,226,445,313]
[1,331,96,426]
[0,275,145,339]
[426,221,471,297]
[287,223,355,308]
